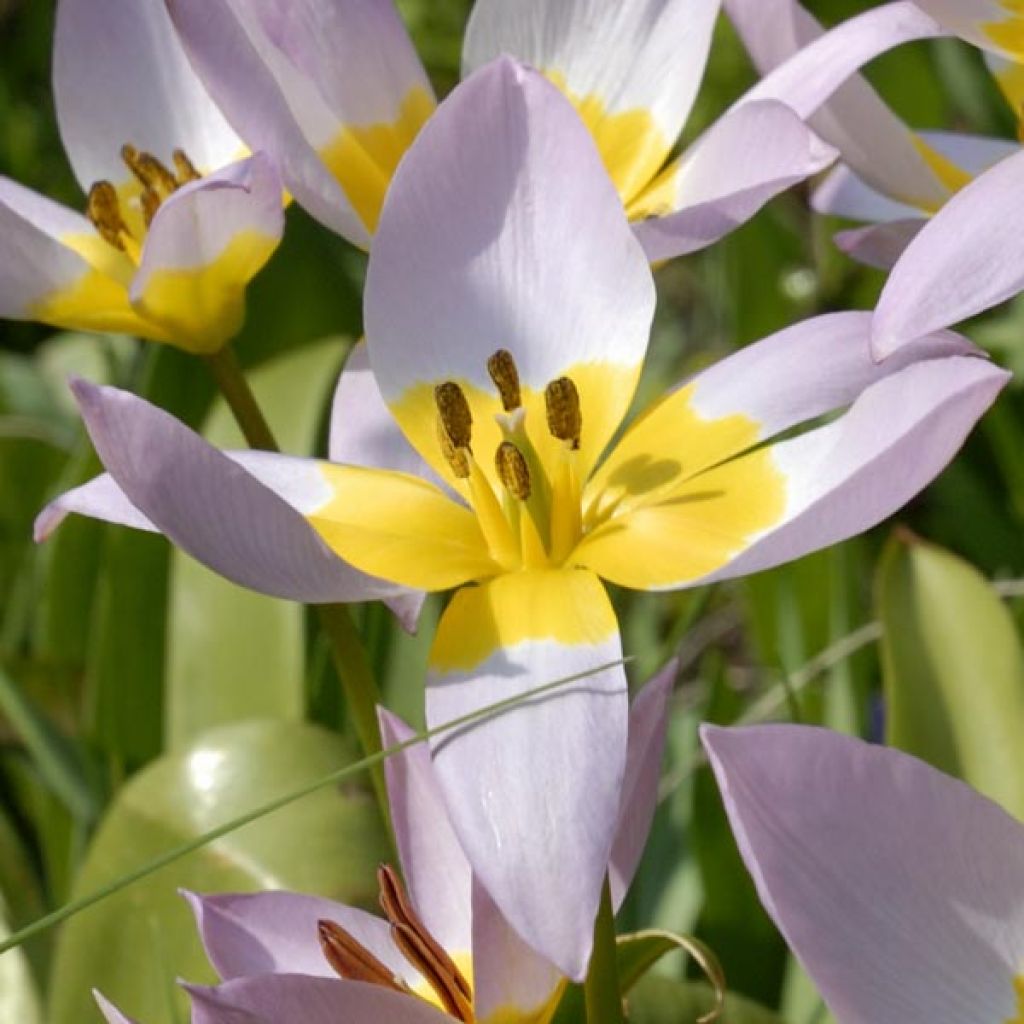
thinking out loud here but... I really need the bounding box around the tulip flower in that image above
[165,0,943,260]
[0,0,284,354]
[870,146,1024,358]
[37,61,1007,975]
[725,0,1021,270]
[702,723,1024,1024]
[93,666,674,1022]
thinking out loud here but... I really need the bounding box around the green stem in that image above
[315,602,390,829]
[200,343,389,820]
[584,877,626,1024]
[201,346,278,451]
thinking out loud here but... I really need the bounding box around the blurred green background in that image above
[2,1,1024,1021]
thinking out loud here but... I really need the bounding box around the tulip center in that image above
[319,864,475,1022]
[435,350,585,573]
[85,144,202,265]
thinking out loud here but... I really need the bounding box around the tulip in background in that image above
[163,0,945,261]
[94,665,674,1023]
[702,724,1024,1024]
[37,58,1008,978]
[0,0,285,354]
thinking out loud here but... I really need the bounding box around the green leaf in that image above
[878,532,1024,818]
[165,339,346,748]
[47,719,388,1024]
[626,975,784,1024]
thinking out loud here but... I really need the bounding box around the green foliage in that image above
[878,534,1024,818]
[47,720,388,1023]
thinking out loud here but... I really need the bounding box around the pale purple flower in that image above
[94,669,674,1022]
[0,0,285,354]
[702,723,1024,1024]
[164,0,945,260]
[39,60,1007,975]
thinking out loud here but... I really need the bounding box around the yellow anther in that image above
[86,181,132,251]
[121,144,178,199]
[172,148,201,185]
[437,416,471,479]
[495,441,531,501]
[435,381,473,451]
[545,376,582,449]
[487,349,522,412]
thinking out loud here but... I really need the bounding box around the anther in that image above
[140,189,161,227]
[495,441,531,501]
[318,920,410,993]
[378,865,474,1022]
[86,181,131,251]
[437,416,471,479]
[487,349,522,412]
[435,381,473,449]
[121,144,178,198]
[545,376,582,450]
[172,148,201,185]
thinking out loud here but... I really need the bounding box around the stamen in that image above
[378,865,474,1022]
[545,377,582,450]
[121,144,178,199]
[172,148,201,184]
[495,441,531,501]
[140,189,161,227]
[318,919,411,993]
[86,181,132,251]
[437,416,471,479]
[486,349,522,412]
[435,381,473,450]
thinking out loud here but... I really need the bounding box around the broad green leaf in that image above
[47,719,388,1024]
[626,975,784,1024]
[878,533,1024,818]
[166,339,346,748]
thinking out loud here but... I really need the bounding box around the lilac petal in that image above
[912,0,1021,58]
[633,100,836,260]
[700,356,1008,585]
[425,569,628,982]
[54,0,241,192]
[813,164,923,223]
[834,219,926,271]
[131,154,284,354]
[93,992,139,1024]
[737,1,945,122]
[187,975,452,1024]
[609,659,677,909]
[727,0,952,211]
[378,709,472,955]
[463,0,722,191]
[70,379,406,605]
[471,875,564,1023]
[34,473,157,541]
[0,177,137,328]
[328,341,435,482]
[365,57,654,484]
[184,890,415,985]
[702,724,1024,1023]
[873,148,1024,358]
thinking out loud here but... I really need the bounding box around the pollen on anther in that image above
[121,144,178,198]
[86,181,131,251]
[435,381,473,450]
[495,441,531,501]
[545,376,582,449]
[487,349,522,411]
[172,148,201,184]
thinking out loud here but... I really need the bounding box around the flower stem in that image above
[584,877,626,1024]
[201,346,278,451]
[200,343,390,823]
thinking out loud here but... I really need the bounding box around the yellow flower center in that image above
[433,350,587,574]
[1007,975,1024,1024]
